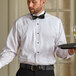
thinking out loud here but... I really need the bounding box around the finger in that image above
[74,49,76,51]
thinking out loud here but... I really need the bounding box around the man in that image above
[0,0,76,76]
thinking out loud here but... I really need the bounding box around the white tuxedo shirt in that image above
[0,11,72,69]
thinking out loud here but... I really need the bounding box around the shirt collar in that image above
[33,11,45,16]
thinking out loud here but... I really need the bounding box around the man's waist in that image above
[20,63,54,71]
[19,57,56,65]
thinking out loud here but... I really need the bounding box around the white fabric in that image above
[0,12,72,69]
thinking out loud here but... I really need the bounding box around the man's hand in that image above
[68,49,76,55]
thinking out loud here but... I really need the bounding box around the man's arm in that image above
[0,21,20,69]
[55,19,74,59]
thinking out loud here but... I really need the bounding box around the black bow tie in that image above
[32,12,46,20]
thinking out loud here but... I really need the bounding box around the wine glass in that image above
[73,25,76,40]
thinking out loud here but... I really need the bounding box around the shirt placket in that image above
[34,19,40,64]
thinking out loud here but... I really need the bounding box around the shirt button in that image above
[37,52,39,53]
[37,23,39,25]
[37,42,39,44]
[37,32,39,34]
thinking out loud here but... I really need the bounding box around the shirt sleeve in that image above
[0,21,20,69]
[55,19,72,59]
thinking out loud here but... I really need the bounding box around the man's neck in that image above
[34,9,44,16]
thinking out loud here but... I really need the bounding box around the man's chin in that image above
[30,11,34,14]
[30,11,38,15]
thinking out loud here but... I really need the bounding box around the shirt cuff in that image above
[0,62,3,69]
